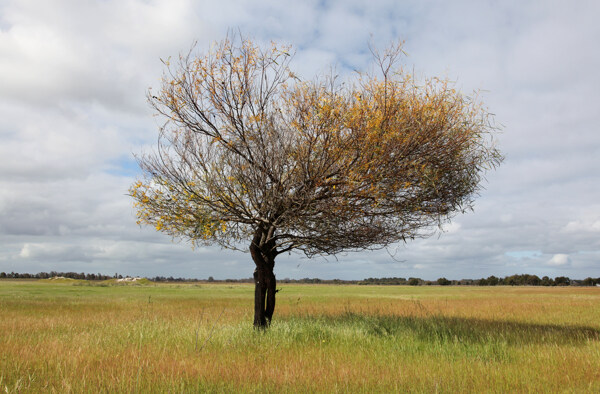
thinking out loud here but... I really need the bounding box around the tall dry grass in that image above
[1,281,599,392]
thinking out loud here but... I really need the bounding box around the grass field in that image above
[1,280,599,393]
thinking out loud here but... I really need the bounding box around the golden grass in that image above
[0,281,599,392]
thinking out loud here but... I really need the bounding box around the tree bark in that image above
[252,267,276,328]
[250,229,277,328]
[253,268,267,327]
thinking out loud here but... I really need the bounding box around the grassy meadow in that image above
[1,280,599,393]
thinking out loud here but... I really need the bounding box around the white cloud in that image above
[441,222,461,234]
[18,243,89,261]
[548,254,571,267]
[564,218,600,233]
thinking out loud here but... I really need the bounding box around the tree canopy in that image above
[130,36,501,327]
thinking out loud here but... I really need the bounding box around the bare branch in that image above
[130,35,502,263]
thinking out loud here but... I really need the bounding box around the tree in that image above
[582,277,599,286]
[130,36,501,328]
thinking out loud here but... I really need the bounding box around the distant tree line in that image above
[1,272,599,286]
[358,275,600,286]
[0,271,120,281]
[359,277,422,285]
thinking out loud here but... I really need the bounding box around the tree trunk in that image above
[253,267,276,328]
[253,268,267,327]
[250,229,277,329]
[264,269,276,322]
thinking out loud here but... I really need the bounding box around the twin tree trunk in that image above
[250,229,277,328]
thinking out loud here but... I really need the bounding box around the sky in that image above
[1,0,599,280]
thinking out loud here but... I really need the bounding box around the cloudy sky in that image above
[1,0,599,280]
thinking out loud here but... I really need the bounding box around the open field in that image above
[1,281,599,393]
